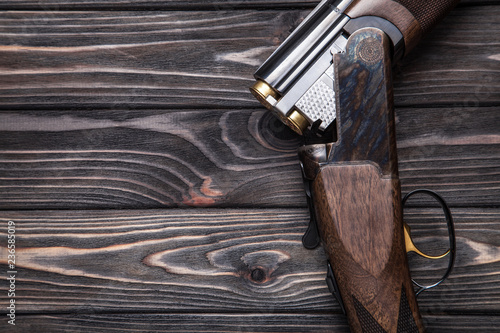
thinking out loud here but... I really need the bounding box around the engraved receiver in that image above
[250,0,459,135]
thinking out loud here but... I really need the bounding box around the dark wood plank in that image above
[0,0,314,11]
[0,0,493,10]
[9,313,350,333]
[0,109,304,209]
[0,208,334,313]
[9,313,500,333]
[0,9,306,109]
[0,106,497,209]
[0,208,498,314]
[0,6,498,109]
[394,6,500,108]
[424,315,500,333]
[396,106,500,207]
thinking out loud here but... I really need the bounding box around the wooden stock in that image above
[299,28,424,332]
[311,163,423,332]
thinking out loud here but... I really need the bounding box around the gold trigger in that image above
[404,223,450,259]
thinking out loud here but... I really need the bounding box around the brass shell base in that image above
[250,80,309,135]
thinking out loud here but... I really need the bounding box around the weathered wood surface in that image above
[0,105,497,209]
[0,209,498,314]
[13,313,352,333]
[0,7,498,109]
[0,0,495,10]
[9,314,500,333]
[0,0,499,332]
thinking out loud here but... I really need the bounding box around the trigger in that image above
[302,210,321,249]
[302,174,321,249]
[404,223,450,260]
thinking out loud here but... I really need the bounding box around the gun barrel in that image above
[251,0,459,135]
[254,0,351,94]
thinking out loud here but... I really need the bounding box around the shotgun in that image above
[250,0,458,332]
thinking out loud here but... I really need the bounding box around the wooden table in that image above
[1,1,499,331]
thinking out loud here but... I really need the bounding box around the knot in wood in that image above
[250,267,267,283]
[258,111,301,148]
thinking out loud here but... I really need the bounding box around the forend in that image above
[250,0,459,136]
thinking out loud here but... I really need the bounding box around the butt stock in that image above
[299,28,423,332]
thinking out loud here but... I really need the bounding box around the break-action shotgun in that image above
[250,0,458,332]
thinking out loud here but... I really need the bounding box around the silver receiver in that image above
[250,0,403,135]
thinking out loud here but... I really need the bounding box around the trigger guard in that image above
[402,189,456,295]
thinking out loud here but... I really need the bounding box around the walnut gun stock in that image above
[251,0,459,332]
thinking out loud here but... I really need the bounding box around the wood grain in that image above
[0,7,498,109]
[396,106,500,207]
[0,208,333,313]
[0,109,304,209]
[0,106,497,209]
[0,0,491,10]
[0,10,304,109]
[394,6,500,107]
[0,208,498,316]
[9,313,352,333]
[8,313,500,333]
